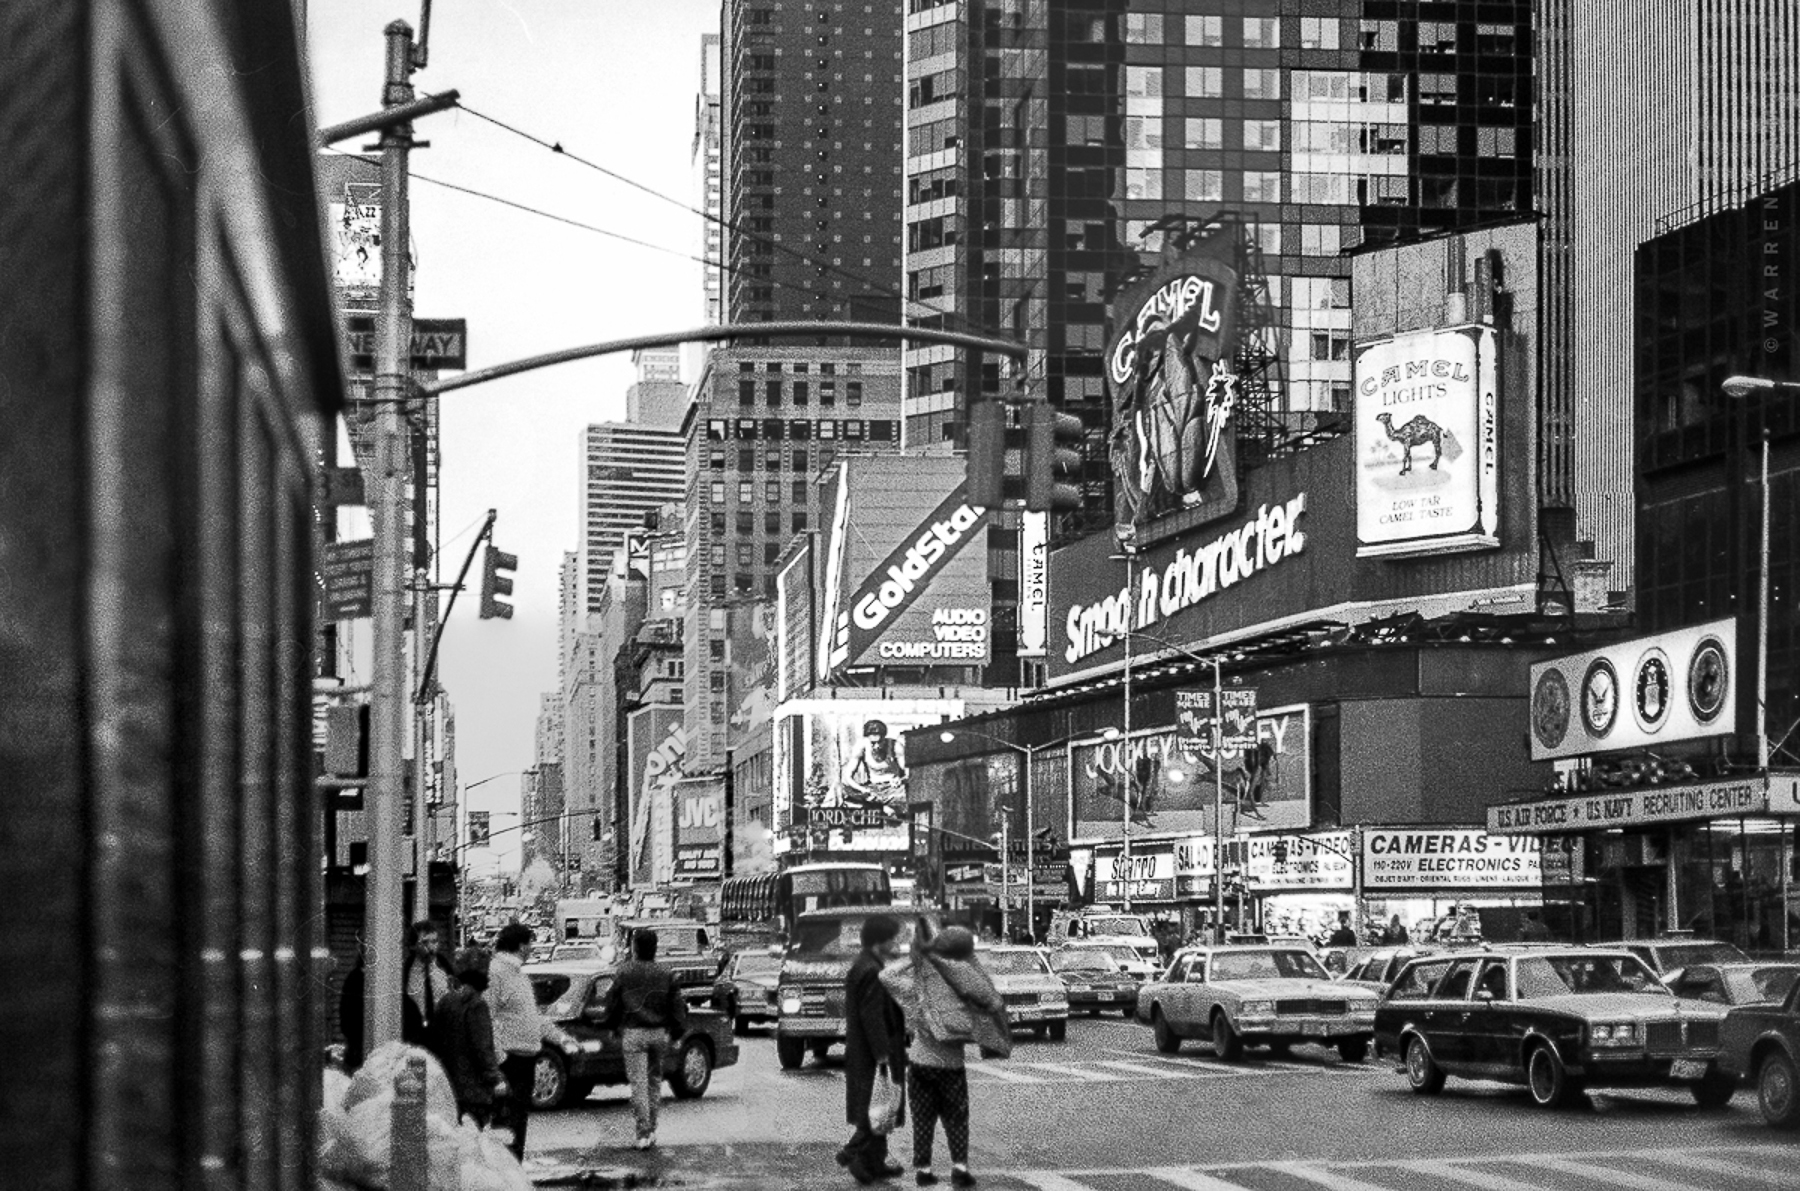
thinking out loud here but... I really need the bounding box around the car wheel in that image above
[1758,1050,1800,1129]
[776,1036,807,1070]
[1211,1012,1243,1062]
[1690,1068,1736,1110]
[1404,1034,1445,1096]
[668,1037,713,1099]
[1337,1039,1369,1064]
[531,1050,569,1111]
[1152,1008,1181,1054]
[1526,1042,1577,1109]
[1048,1020,1067,1042]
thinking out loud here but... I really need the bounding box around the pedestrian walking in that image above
[838,913,908,1185]
[402,919,454,1051]
[488,922,544,1161]
[599,928,688,1150]
[435,947,506,1127]
[1517,909,1551,942]
[881,924,1006,1189]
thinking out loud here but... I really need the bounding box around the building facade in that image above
[579,420,685,613]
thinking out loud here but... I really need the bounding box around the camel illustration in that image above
[1374,412,1446,475]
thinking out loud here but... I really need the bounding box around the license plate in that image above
[1097,992,1115,1001]
[1303,1022,1326,1036]
[1670,1059,1708,1080]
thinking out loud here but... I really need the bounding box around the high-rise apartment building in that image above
[1538,0,1800,593]
[902,2,1535,521]
[626,347,688,427]
[579,418,685,612]
[723,0,906,325]
[682,346,904,769]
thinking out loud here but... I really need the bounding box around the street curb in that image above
[530,1166,678,1189]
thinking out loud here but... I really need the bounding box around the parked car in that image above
[524,960,739,1110]
[775,908,916,1070]
[983,945,1071,1040]
[1135,945,1378,1062]
[1374,947,1733,1109]
[712,948,785,1034]
[1049,948,1141,1017]
[1717,969,1800,1127]
[1669,962,1800,1008]
[1590,938,1750,986]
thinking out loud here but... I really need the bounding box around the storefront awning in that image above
[1488,771,1800,835]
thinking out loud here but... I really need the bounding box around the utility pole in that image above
[364,19,421,1053]
[997,808,1011,943]
[1213,658,1227,944]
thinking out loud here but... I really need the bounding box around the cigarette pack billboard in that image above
[1070,704,1310,842]
[1527,618,1736,760]
[1106,247,1243,542]
[1353,324,1500,558]
[1017,510,1049,658]
[671,774,724,881]
[772,698,963,855]
[816,457,991,678]
[627,705,687,888]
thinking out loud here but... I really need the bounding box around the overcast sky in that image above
[306,0,716,873]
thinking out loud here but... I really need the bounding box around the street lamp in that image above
[1108,541,1139,908]
[1722,374,1800,770]
[939,725,1120,941]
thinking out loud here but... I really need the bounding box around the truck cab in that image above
[773,908,915,1070]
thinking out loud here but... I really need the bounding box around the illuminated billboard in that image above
[1070,705,1311,842]
[1527,618,1736,760]
[626,705,686,888]
[773,698,964,855]
[1353,324,1500,558]
[816,457,991,678]
[1106,249,1243,543]
[671,774,724,881]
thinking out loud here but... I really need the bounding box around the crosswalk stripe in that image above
[1642,1150,1793,1181]
[1528,1157,1693,1191]
[1018,1062,1127,1081]
[1006,1174,1101,1191]
[966,1064,1048,1084]
[1142,1166,1260,1190]
[1407,1160,1547,1190]
[1092,1059,1235,1080]
[1269,1161,1408,1191]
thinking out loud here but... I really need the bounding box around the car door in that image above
[1425,958,1482,1071]
[581,975,626,1079]
[1465,958,1515,1075]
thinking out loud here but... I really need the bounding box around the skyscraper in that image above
[579,350,687,612]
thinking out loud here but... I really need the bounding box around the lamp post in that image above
[939,726,1119,942]
[1109,543,1139,909]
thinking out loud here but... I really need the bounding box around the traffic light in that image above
[1271,839,1290,864]
[1025,401,1086,513]
[478,544,517,619]
[591,816,603,842]
[964,395,1006,508]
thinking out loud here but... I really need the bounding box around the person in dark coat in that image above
[1327,911,1358,948]
[402,919,455,1051]
[839,913,907,1184]
[435,947,505,1126]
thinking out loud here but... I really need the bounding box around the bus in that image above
[721,863,893,949]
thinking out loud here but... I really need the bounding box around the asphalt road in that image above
[524,1014,1797,1189]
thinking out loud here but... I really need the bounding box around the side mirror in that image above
[582,1004,608,1024]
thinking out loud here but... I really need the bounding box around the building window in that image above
[1124,65,1163,98]
[820,381,836,406]
[1126,167,1163,200]
[1301,224,1342,255]
[1243,17,1279,48]
[710,482,726,503]
[1299,17,1338,49]
[791,511,808,532]
[1359,19,1399,51]
[737,511,755,534]
[1243,171,1282,203]
[1243,69,1281,100]
[793,448,808,473]
[738,481,753,503]
[846,381,863,406]
[766,380,783,405]
[1184,117,1223,150]
[738,447,755,470]
[1244,119,1281,152]
[738,380,756,406]
[792,381,809,405]
[1419,74,1458,105]
[766,481,780,501]
[1124,12,1162,43]
[792,480,808,502]
[1184,14,1223,46]
[1184,66,1223,99]
[1310,331,1351,361]
[709,449,725,469]
[1185,169,1223,202]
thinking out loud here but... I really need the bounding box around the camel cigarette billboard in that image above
[1353,324,1500,558]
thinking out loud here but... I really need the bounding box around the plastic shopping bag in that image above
[868,1064,905,1136]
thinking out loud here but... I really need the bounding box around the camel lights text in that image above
[1360,356,1473,407]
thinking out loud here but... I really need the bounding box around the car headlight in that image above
[781,997,802,1015]
[1240,1000,1276,1017]
[1590,1022,1639,1046]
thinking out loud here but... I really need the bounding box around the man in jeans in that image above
[601,929,689,1149]
[487,923,543,1161]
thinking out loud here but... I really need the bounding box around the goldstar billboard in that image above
[1353,324,1500,558]
[816,457,991,678]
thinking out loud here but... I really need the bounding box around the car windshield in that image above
[1080,917,1149,938]
[735,953,783,978]
[531,973,613,1020]
[791,915,914,958]
[1053,952,1119,973]
[985,951,1051,976]
[1659,942,1751,969]
[1516,954,1666,999]
[1210,950,1330,982]
[551,944,601,962]
[1729,966,1800,1004]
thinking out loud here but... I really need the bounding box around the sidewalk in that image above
[526,1141,864,1190]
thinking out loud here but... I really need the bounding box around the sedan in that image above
[1055,939,1160,983]
[1048,948,1140,1017]
[711,949,785,1034]
[984,946,1071,1041]
[1375,947,1733,1110]
[1336,945,1450,996]
[1136,945,1379,1062]
[1590,937,1750,986]
[1717,968,1800,1128]
[1669,962,1800,1009]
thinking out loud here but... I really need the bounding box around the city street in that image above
[523,1014,1796,1189]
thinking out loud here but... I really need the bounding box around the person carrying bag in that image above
[881,922,1005,1188]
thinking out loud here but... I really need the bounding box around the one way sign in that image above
[343,316,466,373]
